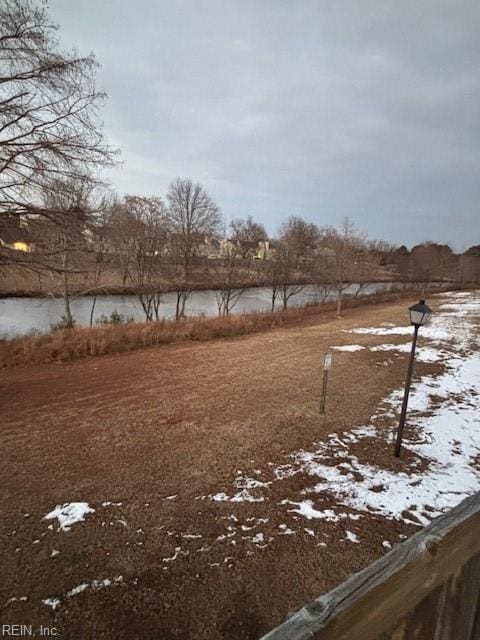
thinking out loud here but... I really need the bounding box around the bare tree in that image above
[264,257,282,312]
[460,246,480,284]
[86,200,115,326]
[166,178,222,319]
[106,197,142,287]
[120,196,168,322]
[272,216,319,310]
[39,178,94,327]
[0,0,116,237]
[410,242,457,289]
[317,218,370,316]
[348,240,384,298]
[279,216,319,258]
[230,215,267,259]
[210,243,255,316]
[273,244,303,310]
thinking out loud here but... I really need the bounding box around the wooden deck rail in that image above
[260,491,480,640]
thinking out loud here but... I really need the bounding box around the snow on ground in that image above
[345,531,360,543]
[44,502,95,531]
[42,576,123,610]
[333,342,447,363]
[207,474,271,502]
[203,291,480,545]
[347,326,413,336]
[370,343,449,363]
[346,324,453,342]
[42,597,61,610]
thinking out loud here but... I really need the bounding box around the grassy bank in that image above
[0,287,459,368]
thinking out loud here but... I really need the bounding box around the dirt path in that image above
[0,294,467,639]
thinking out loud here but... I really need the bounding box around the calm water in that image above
[0,282,399,338]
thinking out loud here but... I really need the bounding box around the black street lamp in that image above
[394,299,433,458]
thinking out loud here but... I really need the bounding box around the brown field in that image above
[0,294,452,639]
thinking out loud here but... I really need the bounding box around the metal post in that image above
[320,368,329,414]
[394,324,419,457]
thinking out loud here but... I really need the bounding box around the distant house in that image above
[0,216,35,252]
[220,238,274,260]
[165,232,222,259]
[255,240,274,260]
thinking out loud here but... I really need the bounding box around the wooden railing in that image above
[260,492,480,640]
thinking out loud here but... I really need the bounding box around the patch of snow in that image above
[277,524,295,535]
[66,583,88,598]
[251,533,265,545]
[162,547,182,562]
[382,540,392,549]
[235,476,271,489]
[370,343,445,363]
[348,326,412,336]
[92,578,112,588]
[50,549,59,557]
[345,531,360,543]
[210,492,229,501]
[274,465,298,480]
[332,345,366,352]
[44,502,95,531]
[209,489,265,503]
[284,500,345,522]
[42,598,60,610]
[5,596,28,605]
[58,576,124,604]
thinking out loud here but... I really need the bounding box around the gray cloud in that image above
[49,0,480,249]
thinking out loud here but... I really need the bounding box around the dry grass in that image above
[0,287,457,368]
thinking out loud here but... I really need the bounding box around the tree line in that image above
[1,175,388,324]
[1,0,478,329]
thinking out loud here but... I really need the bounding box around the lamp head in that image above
[408,299,432,327]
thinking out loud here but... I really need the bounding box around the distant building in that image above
[255,240,273,260]
[0,215,35,252]
[219,238,274,260]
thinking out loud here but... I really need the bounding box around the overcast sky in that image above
[49,0,480,250]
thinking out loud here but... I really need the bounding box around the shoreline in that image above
[0,278,452,299]
[0,285,462,367]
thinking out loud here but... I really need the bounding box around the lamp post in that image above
[394,299,432,458]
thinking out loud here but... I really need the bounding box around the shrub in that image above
[50,314,76,331]
[95,309,133,325]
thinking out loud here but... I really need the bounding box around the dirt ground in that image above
[0,296,450,639]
